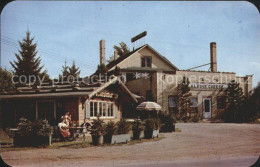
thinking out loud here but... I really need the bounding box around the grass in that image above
[1,134,165,151]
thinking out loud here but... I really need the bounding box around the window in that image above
[190,97,198,113]
[141,57,152,67]
[190,97,198,107]
[90,100,115,118]
[217,96,226,109]
[169,96,178,113]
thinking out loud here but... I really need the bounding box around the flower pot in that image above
[145,129,159,139]
[91,135,103,145]
[152,129,159,138]
[133,130,144,140]
[111,134,131,144]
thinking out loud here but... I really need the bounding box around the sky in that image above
[1,1,260,87]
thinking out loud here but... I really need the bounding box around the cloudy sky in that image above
[1,1,260,87]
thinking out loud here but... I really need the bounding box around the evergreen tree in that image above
[95,64,107,75]
[10,31,49,84]
[59,61,69,81]
[59,61,80,81]
[176,76,194,122]
[0,67,14,93]
[68,61,80,78]
[224,80,245,122]
[242,82,260,122]
[113,42,130,57]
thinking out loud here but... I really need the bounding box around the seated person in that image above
[80,119,91,133]
[58,119,71,138]
[61,112,72,127]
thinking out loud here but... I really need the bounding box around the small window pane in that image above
[141,58,145,67]
[94,102,98,116]
[190,97,198,107]
[90,101,93,117]
[169,96,178,107]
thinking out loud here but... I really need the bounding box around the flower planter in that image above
[91,135,103,145]
[13,135,32,146]
[111,134,131,144]
[144,129,159,139]
[152,129,159,138]
[133,131,144,140]
[13,135,51,146]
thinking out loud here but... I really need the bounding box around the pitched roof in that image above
[106,44,179,71]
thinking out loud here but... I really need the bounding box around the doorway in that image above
[203,98,212,119]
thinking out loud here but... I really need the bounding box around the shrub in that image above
[159,112,176,132]
[15,118,53,146]
[32,119,53,137]
[116,119,131,135]
[16,117,33,137]
[90,116,105,136]
[132,119,144,140]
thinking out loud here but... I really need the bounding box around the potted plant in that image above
[90,116,105,145]
[132,118,144,140]
[144,118,160,139]
[104,121,117,144]
[111,119,131,144]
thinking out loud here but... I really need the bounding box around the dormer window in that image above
[141,57,152,67]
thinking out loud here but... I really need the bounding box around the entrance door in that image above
[37,101,56,124]
[203,98,211,119]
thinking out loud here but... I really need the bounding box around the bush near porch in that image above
[13,118,53,147]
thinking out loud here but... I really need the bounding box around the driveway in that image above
[1,123,260,167]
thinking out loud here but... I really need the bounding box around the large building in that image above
[0,39,253,127]
[106,41,252,119]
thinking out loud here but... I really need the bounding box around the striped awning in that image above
[136,101,162,111]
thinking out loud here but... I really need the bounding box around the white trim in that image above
[89,100,116,119]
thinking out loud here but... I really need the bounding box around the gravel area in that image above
[1,123,260,167]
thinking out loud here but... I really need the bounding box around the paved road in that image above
[1,123,260,167]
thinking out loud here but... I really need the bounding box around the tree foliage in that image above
[59,61,81,81]
[0,67,14,93]
[240,82,260,122]
[224,80,245,122]
[10,31,49,84]
[113,42,130,57]
[176,76,194,122]
[95,63,108,75]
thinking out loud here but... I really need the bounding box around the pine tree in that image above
[113,42,130,57]
[96,64,107,75]
[224,80,245,122]
[59,61,69,81]
[10,31,49,84]
[68,61,80,78]
[59,61,80,82]
[176,76,194,122]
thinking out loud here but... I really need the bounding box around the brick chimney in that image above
[210,42,217,72]
[114,50,118,60]
[100,40,105,65]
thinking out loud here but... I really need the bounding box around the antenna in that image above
[131,31,147,50]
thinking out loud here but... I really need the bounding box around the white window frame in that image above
[89,100,115,119]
